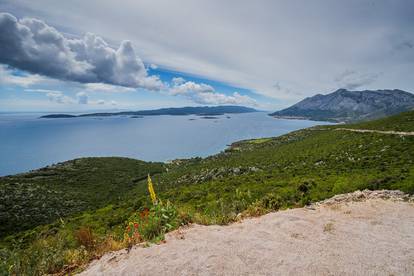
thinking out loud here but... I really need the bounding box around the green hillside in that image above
[338,110,414,132]
[1,111,414,275]
[0,158,165,237]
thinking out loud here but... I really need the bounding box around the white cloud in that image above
[2,1,414,109]
[170,80,214,95]
[46,91,74,104]
[172,77,185,85]
[76,91,88,104]
[83,83,135,93]
[27,89,89,105]
[137,75,165,91]
[0,65,45,87]
[4,0,412,104]
[190,91,257,106]
[0,12,163,90]
[25,89,56,93]
[169,78,256,106]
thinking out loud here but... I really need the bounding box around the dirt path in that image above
[80,190,414,276]
[335,128,414,136]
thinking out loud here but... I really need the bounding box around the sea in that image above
[0,112,330,176]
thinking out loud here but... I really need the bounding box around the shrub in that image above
[75,227,95,249]
[125,201,179,243]
[244,201,267,217]
[260,193,283,210]
[124,175,181,243]
[297,180,315,194]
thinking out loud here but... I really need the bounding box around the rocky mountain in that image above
[270,89,414,122]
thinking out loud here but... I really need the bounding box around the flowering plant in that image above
[124,174,179,243]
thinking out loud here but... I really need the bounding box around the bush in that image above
[125,201,180,243]
[260,193,283,210]
[75,227,95,249]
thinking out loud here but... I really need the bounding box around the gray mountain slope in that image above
[270,89,414,122]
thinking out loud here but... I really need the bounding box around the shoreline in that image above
[0,114,330,177]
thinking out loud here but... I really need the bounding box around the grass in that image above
[1,110,414,275]
[246,137,273,144]
[323,222,335,233]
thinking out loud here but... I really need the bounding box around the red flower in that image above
[134,223,139,228]
[140,209,149,218]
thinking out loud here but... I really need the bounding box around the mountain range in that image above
[270,89,414,122]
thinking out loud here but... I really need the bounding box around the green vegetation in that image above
[125,201,181,243]
[338,110,414,132]
[1,110,414,275]
[0,157,165,236]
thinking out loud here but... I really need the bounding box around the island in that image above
[40,105,258,119]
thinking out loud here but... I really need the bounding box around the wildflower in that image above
[147,174,157,205]
[134,223,139,228]
[140,208,149,218]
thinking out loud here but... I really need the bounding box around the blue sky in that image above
[1,0,413,112]
[0,64,267,112]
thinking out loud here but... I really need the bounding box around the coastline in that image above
[0,114,330,177]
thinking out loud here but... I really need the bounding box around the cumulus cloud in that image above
[76,92,88,104]
[2,1,414,102]
[334,70,380,90]
[171,77,185,85]
[169,78,256,106]
[170,80,214,95]
[25,88,91,105]
[46,91,74,104]
[0,12,163,90]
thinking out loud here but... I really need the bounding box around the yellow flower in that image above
[147,174,157,205]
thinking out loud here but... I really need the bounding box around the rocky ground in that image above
[80,190,414,276]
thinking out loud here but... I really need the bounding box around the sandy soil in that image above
[80,191,414,276]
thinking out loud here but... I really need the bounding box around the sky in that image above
[0,0,413,112]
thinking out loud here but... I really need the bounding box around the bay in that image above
[0,112,329,176]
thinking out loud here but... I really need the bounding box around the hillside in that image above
[40,105,257,118]
[1,110,414,275]
[270,89,414,122]
[0,158,165,237]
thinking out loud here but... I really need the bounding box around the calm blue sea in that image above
[0,112,329,176]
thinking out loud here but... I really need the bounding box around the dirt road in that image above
[80,190,414,276]
[335,128,414,136]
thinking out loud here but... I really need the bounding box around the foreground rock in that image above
[81,190,414,276]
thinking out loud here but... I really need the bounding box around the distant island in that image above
[270,89,414,122]
[41,105,258,119]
